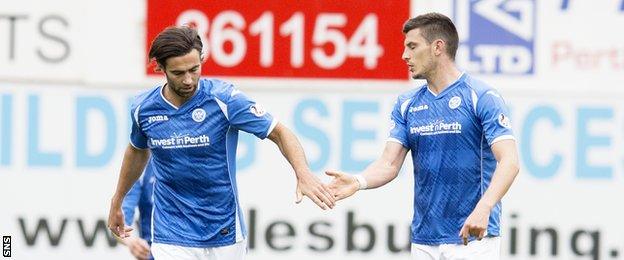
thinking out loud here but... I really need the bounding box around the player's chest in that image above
[141,102,228,142]
[405,94,476,137]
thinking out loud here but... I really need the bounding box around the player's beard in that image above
[412,73,426,80]
[166,77,197,99]
[411,68,428,80]
[411,58,436,80]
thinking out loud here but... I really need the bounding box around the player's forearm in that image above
[112,145,150,206]
[269,124,311,175]
[357,142,408,190]
[478,157,519,210]
[360,158,401,189]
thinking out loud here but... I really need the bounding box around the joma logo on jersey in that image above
[409,104,429,113]
[148,115,169,124]
[453,0,535,74]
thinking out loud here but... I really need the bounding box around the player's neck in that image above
[163,84,193,108]
[427,63,462,95]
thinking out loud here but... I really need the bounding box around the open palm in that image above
[325,170,359,201]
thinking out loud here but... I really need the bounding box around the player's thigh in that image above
[441,237,501,260]
[151,243,205,260]
[411,243,439,260]
[209,239,247,260]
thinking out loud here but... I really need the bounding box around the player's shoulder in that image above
[199,78,238,100]
[130,85,161,111]
[392,84,426,116]
[461,73,499,97]
[397,84,426,103]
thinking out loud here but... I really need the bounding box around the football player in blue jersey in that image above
[326,13,519,260]
[119,159,155,260]
[107,26,335,260]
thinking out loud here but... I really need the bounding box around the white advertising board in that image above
[1,82,623,259]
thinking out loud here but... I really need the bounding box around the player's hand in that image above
[107,200,133,239]
[295,170,335,210]
[325,170,359,201]
[459,202,491,245]
[124,236,151,260]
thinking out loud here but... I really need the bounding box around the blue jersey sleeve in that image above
[476,90,514,145]
[129,102,148,149]
[213,82,276,139]
[122,179,142,226]
[388,97,410,148]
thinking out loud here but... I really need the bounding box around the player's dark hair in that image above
[402,13,459,60]
[148,26,203,68]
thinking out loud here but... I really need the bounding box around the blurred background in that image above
[0,0,623,259]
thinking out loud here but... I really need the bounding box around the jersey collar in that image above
[426,72,466,99]
[159,80,203,110]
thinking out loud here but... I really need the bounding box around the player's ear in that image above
[432,39,445,56]
[147,58,164,73]
[200,52,207,64]
[154,61,165,73]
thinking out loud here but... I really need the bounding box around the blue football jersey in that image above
[122,157,155,243]
[389,73,514,245]
[129,78,276,247]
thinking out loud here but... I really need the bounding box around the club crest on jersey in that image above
[250,104,266,117]
[192,108,206,122]
[449,96,462,109]
[498,113,511,128]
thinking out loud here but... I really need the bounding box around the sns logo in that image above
[453,0,535,74]
[2,236,10,257]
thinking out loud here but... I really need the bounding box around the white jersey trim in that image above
[214,97,229,120]
[426,87,438,97]
[129,140,147,150]
[159,85,179,110]
[266,118,279,138]
[400,98,412,117]
[131,105,149,149]
[491,135,515,145]
[479,134,484,197]
[387,137,405,146]
[158,83,202,110]
[150,184,156,243]
[133,104,141,125]
[225,126,244,242]
[426,72,465,97]
[470,89,478,113]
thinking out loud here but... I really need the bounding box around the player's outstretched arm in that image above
[108,144,150,238]
[459,139,519,245]
[267,122,335,210]
[326,141,409,201]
